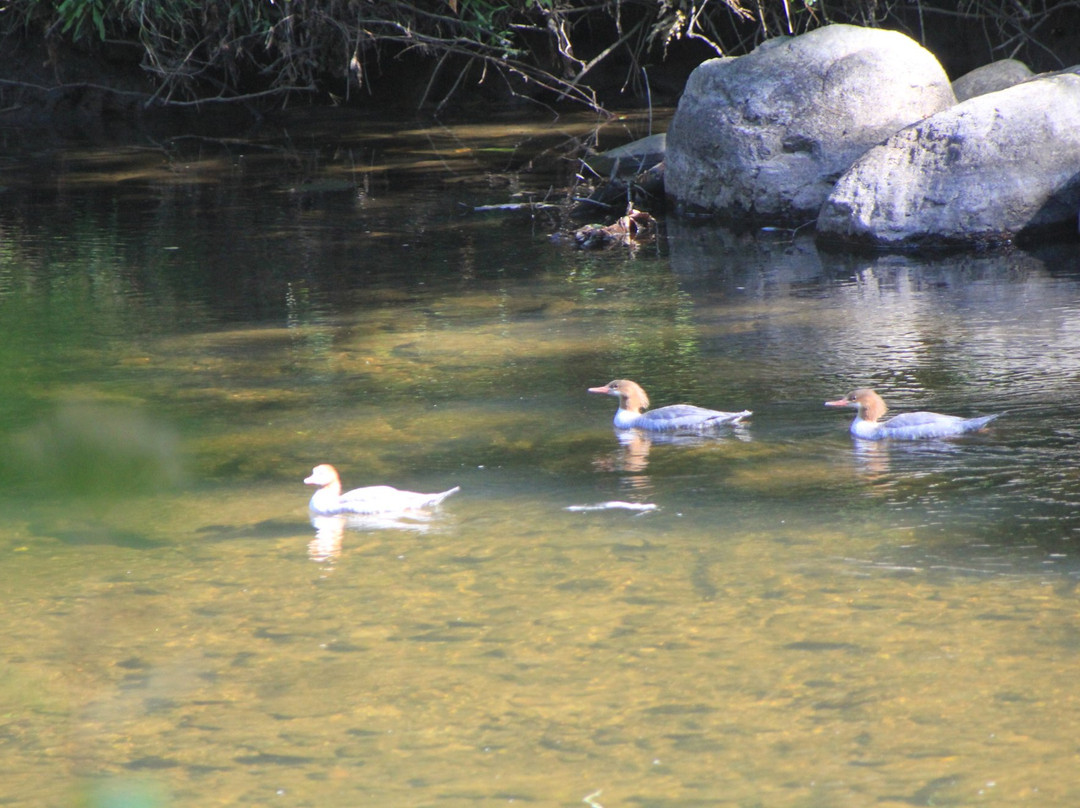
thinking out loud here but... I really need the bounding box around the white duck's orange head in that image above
[304,464,342,491]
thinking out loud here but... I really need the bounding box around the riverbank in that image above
[3,3,1079,131]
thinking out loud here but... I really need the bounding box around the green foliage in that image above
[55,0,107,40]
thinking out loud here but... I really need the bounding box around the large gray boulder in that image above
[664,24,955,223]
[817,72,1080,249]
[952,59,1033,102]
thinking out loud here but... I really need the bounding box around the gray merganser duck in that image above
[825,388,1001,440]
[588,379,751,432]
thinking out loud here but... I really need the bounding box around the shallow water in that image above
[3,110,1080,807]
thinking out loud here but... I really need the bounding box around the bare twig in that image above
[6,0,1074,114]
[0,77,151,99]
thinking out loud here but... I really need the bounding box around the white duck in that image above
[304,464,460,515]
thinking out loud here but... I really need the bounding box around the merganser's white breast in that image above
[589,379,750,433]
[826,388,1001,441]
[304,464,460,516]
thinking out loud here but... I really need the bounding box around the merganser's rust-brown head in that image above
[588,379,650,413]
[304,464,342,493]
[825,388,888,423]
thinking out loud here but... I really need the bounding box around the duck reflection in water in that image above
[846,434,974,483]
[308,512,439,564]
[593,423,752,476]
[592,430,654,476]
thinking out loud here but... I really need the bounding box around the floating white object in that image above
[565,501,658,512]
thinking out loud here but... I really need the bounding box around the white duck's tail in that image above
[426,486,461,507]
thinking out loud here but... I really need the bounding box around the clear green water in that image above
[2,110,1080,807]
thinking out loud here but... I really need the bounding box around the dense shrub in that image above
[2,1,1078,112]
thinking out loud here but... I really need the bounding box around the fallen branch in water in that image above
[471,202,562,213]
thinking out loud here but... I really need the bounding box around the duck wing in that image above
[634,404,751,432]
[881,411,999,439]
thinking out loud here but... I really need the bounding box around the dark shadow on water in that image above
[195,519,309,542]
[32,522,166,549]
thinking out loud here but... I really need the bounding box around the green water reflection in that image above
[2,112,1080,807]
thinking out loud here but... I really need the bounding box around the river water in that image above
[2,109,1080,807]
